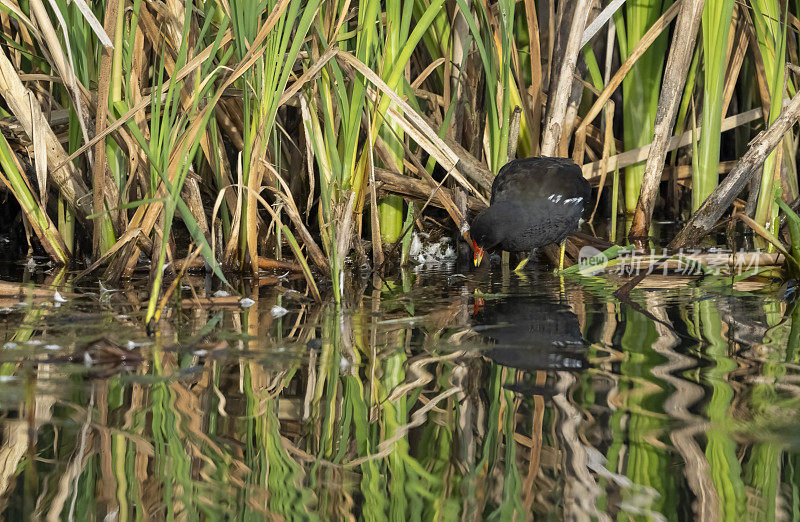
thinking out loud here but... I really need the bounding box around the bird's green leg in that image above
[513,256,530,273]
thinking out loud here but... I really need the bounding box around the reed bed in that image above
[4,0,800,326]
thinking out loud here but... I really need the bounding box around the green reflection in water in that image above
[697,295,745,521]
[1,269,800,519]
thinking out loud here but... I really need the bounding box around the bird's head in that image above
[470,209,502,267]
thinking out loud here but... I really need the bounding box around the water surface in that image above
[0,261,797,520]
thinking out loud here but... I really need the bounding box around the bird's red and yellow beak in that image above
[472,240,484,267]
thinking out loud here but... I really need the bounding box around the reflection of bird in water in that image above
[472,296,587,373]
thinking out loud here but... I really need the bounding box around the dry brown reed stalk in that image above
[522,0,543,155]
[366,110,385,270]
[540,0,592,156]
[27,0,95,146]
[373,168,486,212]
[91,0,123,256]
[588,101,616,224]
[629,0,705,240]
[0,46,92,222]
[71,227,147,283]
[264,164,328,271]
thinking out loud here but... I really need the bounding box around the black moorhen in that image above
[470,157,591,270]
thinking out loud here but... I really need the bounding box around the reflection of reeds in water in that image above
[648,293,719,521]
[5,274,800,518]
[647,292,719,521]
[695,295,746,520]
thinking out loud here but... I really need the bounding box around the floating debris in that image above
[48,337,146,378]
[271,305,288,318]
[410,232,457,268]
[181,295,252,308]
[98,281,118,302]
[213,290,230,297]
[126,340,150,350]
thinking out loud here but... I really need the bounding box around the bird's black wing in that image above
[491,157,587,205]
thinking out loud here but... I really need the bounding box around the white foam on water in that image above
[411,233,457,269]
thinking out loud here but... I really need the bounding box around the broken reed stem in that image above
[582,106,767,182]
[670,91,800,249]
[540,0,592,156]
[630,0,705,239]
[507,106,522,161]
